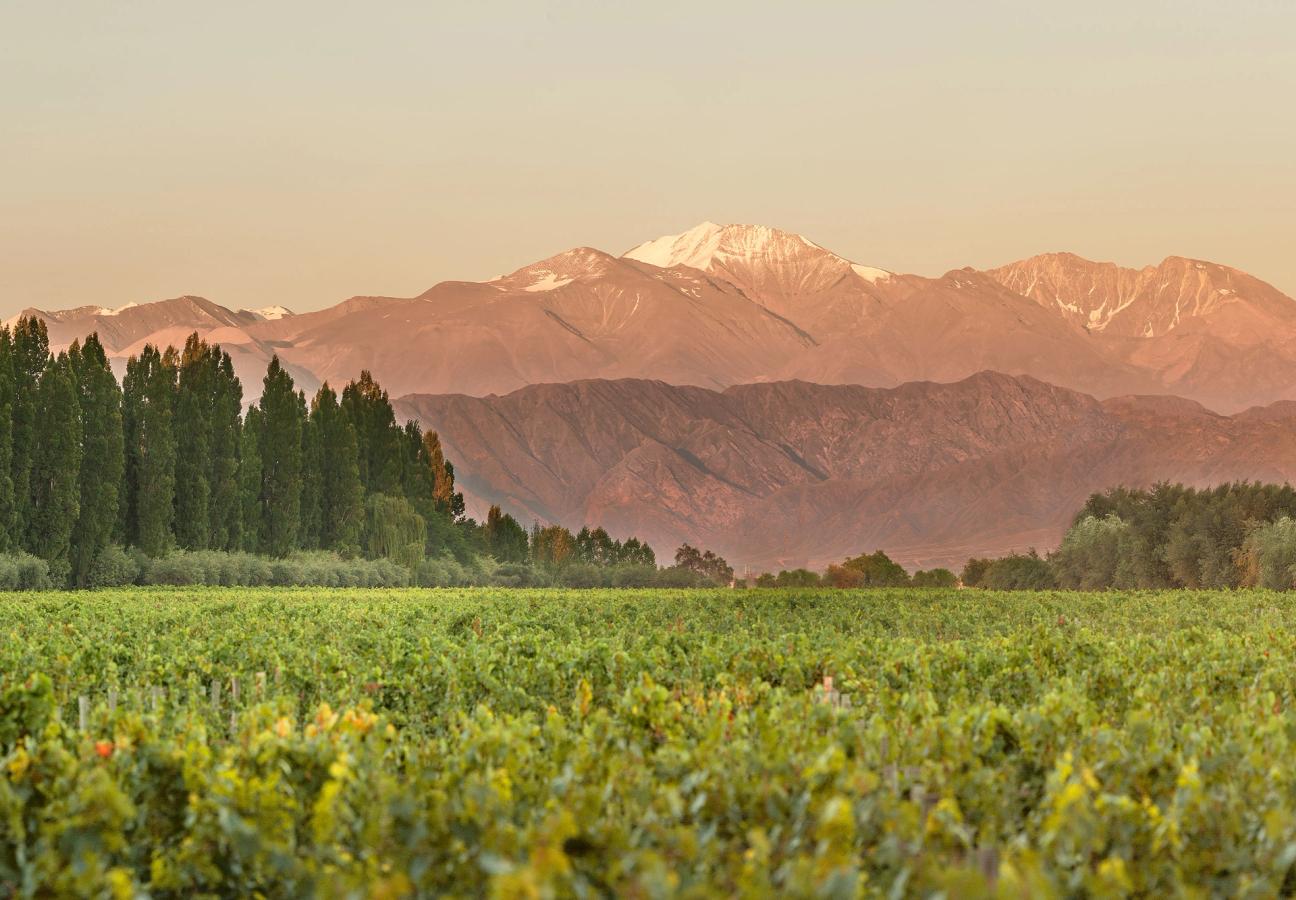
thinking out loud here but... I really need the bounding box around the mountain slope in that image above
[394,374,1296,572]
[986,252,1296,410]
[6,296,314,399]
[247,247,815,398]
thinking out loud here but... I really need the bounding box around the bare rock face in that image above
[394,373,1296,572]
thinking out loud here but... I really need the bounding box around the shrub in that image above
[960,558,992,588]
[490,562,549,588]
[1238,517,1296,589]
[654,566,710,588]
[86,545,141,588]
[607,564,659,588]
[139,550,411,588]
[910,568,957,588]
[415,555,471,588]
[982,552,1057,590]
[558,563,602,588]
[1052,515,1132,590]
[0,553,53,591]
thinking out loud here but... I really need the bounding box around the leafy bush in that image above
[910,568,957,588]
[85,545,142,588]
[140,550,410,588]
[826,551,910,587]
[0,552,53,590]
[960,557,991,588]
[558,563,602,588]
[1053,515,1133,589]
[488,562,549,588]
[982,552,1057,590]
[1238,517,1296,589]
[606,564,661,588]
[654,565,711,588]
[415,554,472,588]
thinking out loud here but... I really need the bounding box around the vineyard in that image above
[3,589,1296,896]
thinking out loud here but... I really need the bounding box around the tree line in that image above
[750,550,956,589]
[1,318,722,590]
[961,482,1296,591]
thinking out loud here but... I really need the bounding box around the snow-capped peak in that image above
[622,222,891,284]
[242,305,294,321]
[622,221,726,270]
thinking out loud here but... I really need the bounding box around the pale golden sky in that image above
[2,0,1294,316]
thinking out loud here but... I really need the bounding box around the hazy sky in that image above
[2,0,1294,317]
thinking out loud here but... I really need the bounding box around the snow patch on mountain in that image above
[522,272,574,293]
[243,305,294,321]
[98,302,139,317]
[851,263,890,283]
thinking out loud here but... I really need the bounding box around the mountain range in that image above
[11,222,1296,569]
[13,222,1296,412]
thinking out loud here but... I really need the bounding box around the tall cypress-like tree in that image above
[237,405,263,553]
[298,390,322,550]
[173,334,217,549]
[67,335,125,587]
[9,317,50,548]
[399,421,433,504]
[0,327,15,553]
[209,351,243,550]
[341,371,402,495]
[311,384,363,556]
[423,430,464,518]
[28,355,82,584]
[256,357,303,557]
[122,345,177,556]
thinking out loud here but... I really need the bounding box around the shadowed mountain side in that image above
[393,373,1296,571]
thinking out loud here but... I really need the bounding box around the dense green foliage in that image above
[4,588,1296,894]
[0,319,676,590]
[962,483,1296,591]
[756,558,958,591]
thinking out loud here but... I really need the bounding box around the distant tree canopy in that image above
[674,544,734,585]
[747,553,957,590]
[1052,482,1296,590]
[957,482,1296,591]
[824,551,911,588]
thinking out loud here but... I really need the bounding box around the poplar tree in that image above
[174,334,216,549]
[237,405,263,553]
[311,384,363,555]
[0,328,14,552]
[256,357,303,557]
[122,345,177,556]
[484,505,529,563]
[29,355,82,584]
[67,335,124,587]
[208,351,243,550]
[9,316,49,547]
[423,430,464,518]
[298,390,322,550]
[341,371,401,494]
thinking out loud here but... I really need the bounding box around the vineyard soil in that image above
[2,588,1295,896]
